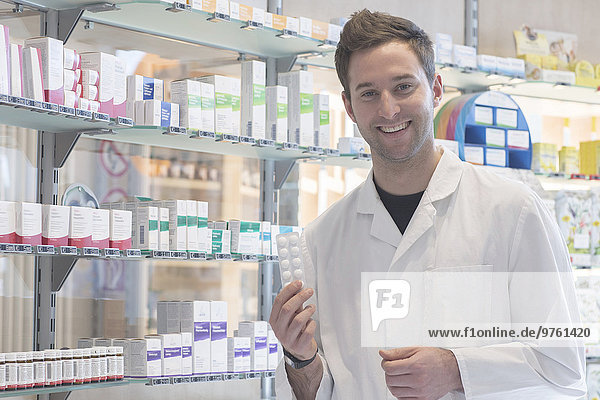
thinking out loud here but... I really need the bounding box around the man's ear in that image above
[432,74,443,108]
[342,91,357,123]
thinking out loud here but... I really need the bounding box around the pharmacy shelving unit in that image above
[1,1,599,400]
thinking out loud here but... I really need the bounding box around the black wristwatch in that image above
[283,347,318,369]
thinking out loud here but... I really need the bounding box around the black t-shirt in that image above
[374,180,424,235]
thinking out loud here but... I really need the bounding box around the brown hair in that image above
[334,9,435,99]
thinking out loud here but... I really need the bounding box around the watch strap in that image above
[283,347,318,369]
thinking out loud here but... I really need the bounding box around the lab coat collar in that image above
[356,147,464,214]
[355,147,464,250]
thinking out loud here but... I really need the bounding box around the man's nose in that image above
[378,91,400,120]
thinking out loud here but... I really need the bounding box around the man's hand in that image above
[380,347,463,400]
[269,280,317,360]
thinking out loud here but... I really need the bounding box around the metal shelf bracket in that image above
[51,256,79,292]
[274,159,296,190]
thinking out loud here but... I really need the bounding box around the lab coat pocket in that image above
[423,265,493,347]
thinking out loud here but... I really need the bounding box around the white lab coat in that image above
[275,148,586,399]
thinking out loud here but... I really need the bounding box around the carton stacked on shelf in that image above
[127,74,164,124]
[170,79,215,135]
[1,346,124,392]
[79,68,100,113]
[24,36,64,104]
[434,32,525,78]
[104,300,230,377]
[278,70,314,146]
[63,48,81,109]
[80,52,115,116]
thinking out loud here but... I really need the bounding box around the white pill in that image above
[290,246,300,257]
[280,259,290,269]
[294,269,303,279]
[282,271,292,280]
[292,258,301,267]
[279,248,289,258]
[277,237,288,247]
[289,235,298,245]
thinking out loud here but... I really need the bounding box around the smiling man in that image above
[270,9,586,400]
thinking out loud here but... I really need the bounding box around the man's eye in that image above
[361,91,376,97]
[397,84,411,91]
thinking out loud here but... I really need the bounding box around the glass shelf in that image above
[0,244,280,263]
[81,1,335,59]
[303,154,372,169]
[496,81,600,105]
[0,98,113,133]
[0,380,128,398]
[0,371,276,398]
[89,126,321,161]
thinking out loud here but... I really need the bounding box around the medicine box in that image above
[143,100,179,127]
[477,55,497,74]
[337,137,366,154]
[434,33,453,65]
[197,75,232,136]
[241,60,266,139]
[197,201,209,253]
[267,328,279,370]
[16,202,42,245]
[0,25,9,95]
[313,94,330,148]
[532,143,558,173]
[161,200,187,251]
[42,204,70,247]
[266,85,288,142]
[190,300,211,375]
[109,209,132,250]
[231,77,241,136]
[210,301,228,373]
[559,146,579,175]
[260,221,271,256]
[181,332,193,376]
[63,48,80,70]
[111,339,130,377]
[22,47,44,101]
[228,220,261,255]
[278,70,314,146]
[170,79,203,130]
[227,337,250,373]
[186,200,198,252]
[24,37,64,104]
[452,45,477,69]
[157,301,181,334]
[136,206,158,250]
[80,52,115,116]
[94,338,112,347]
[127,75,163,101]
[159,333,182,377]
[238,321,268,371]
[580,141,600,176]
[158,207,169,251]
[10,43,22,97]
[0,200,16,244]
[130,337,161,378]
[81,69,99,86]
[113,58,127,117]
[210,229,231,254]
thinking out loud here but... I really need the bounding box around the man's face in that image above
[342,41,442,163]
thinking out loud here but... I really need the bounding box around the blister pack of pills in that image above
[276,232,304,288]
